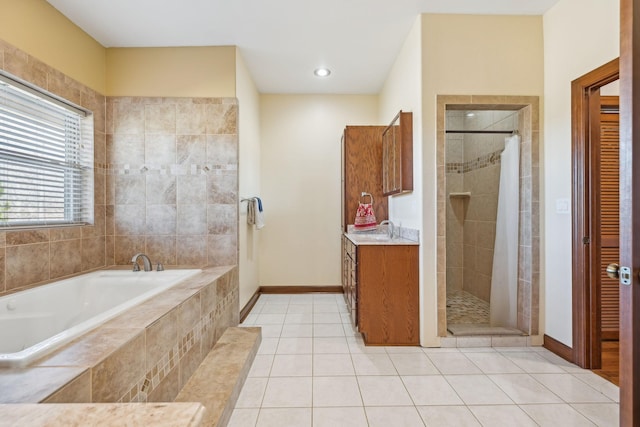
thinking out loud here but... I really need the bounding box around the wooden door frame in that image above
[619,0,640,422]
[571,58,619,369]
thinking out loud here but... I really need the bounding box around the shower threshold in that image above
[447,323,524,336]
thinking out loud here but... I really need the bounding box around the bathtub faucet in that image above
[131,253,153,272]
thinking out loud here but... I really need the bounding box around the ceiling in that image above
[46,0,561,94]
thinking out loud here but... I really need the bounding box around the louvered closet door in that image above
[600,97,619,339]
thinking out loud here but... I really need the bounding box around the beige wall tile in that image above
[92,332,146,402]
[6,243,49,291]
[146,235,177,266]
[42,369,91,403]
[50,239,83,279]
[146,311,178,371]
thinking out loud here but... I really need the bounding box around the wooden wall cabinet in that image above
[342,126,388,230]
[341,237,420,345]
[382,111,413,196]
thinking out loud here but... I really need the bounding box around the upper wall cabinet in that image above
[382,111,413,196]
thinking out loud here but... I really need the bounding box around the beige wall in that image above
[259,95,378,286]
[236,49,262,307]
[0,0,106,94]
[106,46,236,97]
[543,0,619,347]
[378,17,426,343]
[421,14,544,345]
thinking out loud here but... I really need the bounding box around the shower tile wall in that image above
[106,97,239,268]
[446,110,518,303]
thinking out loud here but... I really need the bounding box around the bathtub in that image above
[0,268,201,368]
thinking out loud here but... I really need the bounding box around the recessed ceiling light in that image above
[465,112,475,117]
[314,68,331,78]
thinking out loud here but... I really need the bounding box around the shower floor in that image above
[446,289,490,324]
[446,289,523,336]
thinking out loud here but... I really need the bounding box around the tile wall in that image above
[105,96,239,269]
[0,39,107,297]
[0,38,240,298]
[445,110,517,302]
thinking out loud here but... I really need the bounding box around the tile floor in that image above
[231,293,619,427]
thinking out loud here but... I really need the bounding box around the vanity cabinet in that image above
[342,236,420,345]
[342,126,388,230]
[341,235,358,327]
[382,111,413,196]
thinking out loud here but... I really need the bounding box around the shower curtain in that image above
[490,135,520,328]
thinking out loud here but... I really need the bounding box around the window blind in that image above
[0,72,94,228]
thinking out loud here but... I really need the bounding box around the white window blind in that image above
[0,72,94,228]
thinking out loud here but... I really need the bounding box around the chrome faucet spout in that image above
[379,220,395,239]
[131,253,153,272]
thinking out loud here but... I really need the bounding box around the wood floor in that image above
[593,340,619,386]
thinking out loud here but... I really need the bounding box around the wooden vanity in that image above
[342,233,419,345]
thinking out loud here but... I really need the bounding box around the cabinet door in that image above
[357,245,419,345]
[343,126,388,230]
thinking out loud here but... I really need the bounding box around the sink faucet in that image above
[379,220,395,239]
[131,253,153,272]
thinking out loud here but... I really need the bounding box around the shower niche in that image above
[437,96,539,339]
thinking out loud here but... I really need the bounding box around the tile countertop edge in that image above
[344,228,420,246]
[0,402,207,426]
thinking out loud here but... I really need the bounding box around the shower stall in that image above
[444,109,522,335]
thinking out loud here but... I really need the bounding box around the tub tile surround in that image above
[0,39,108,298]
[0,39,240,300]
[437,95,540,338]
[106,96,239,270]
[0,265,239,406]
[0,402,205,427]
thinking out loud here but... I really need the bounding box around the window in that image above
[0,72,94,228]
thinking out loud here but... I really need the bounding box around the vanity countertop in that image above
[345,232,419,246]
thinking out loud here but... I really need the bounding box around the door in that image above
[619,0,640,422]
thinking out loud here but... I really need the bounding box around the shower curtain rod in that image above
[445,130,518,135]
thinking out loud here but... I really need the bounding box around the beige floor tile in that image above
[571,403,620,427]
[313,337,350,354]
[261,377,312,408]
[259,324,283,338]
[286,304,313,314]
[401,375,463,406]
[365,406,425,427]
[270,354,313,377]
[313,312,342,323]
[248,354,274,377]
[573,373,620,402]
[255,313,286,324]
[532,373,614,403]
[389,353,440,375]
[352,353,397,375]
[313,323,346,337]
[276,337,313,354]
[257,337,279,355]
[235,377,268,408]
[520,404,596,426]
[256,408,312,427]
[285,313,314,324]
[313,303,340,313]
[463,351,524,374]
[313,354,355,376]
[428,352,483,375]
[488,374,563,404]
[312,407,368,427]
[417,406,481,427]
[469,405,537,426]
[260,303,289,314]
[445,375,513,405]
[228,408,259,427]
[312,376,363,407]
[357,376,413,406]
[502,351,566,373]
[281,324,313,338]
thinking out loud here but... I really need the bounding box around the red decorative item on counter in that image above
[354,192,377,231]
